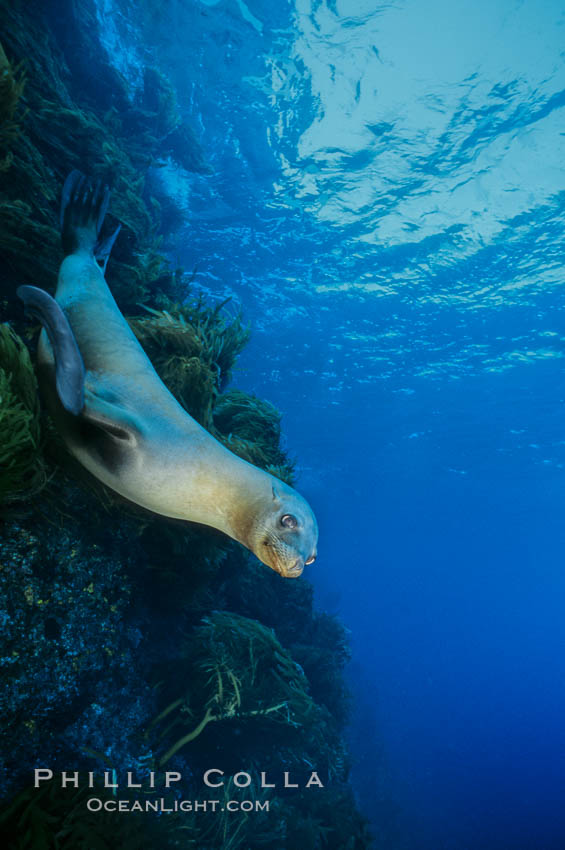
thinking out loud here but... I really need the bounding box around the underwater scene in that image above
[1,0,564,847]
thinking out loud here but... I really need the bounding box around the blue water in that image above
[106,0,565,845]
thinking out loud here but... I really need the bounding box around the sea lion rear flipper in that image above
[17,284,85,416]
[60,170,111,256]
[94,224,121,275]
[83,389,144,445]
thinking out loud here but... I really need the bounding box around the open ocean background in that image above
[15,0,565,846]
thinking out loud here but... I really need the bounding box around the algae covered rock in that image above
[0,1,373,845]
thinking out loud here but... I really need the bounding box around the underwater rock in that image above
[0,515,150,798]
[0,324,46,503]
[0,0,371,844]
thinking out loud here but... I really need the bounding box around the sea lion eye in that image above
[305,554,316,565]
[280,514,297,529]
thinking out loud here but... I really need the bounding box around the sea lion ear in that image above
[272,484,280,502]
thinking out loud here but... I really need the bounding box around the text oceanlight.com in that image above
[86,798,270,813]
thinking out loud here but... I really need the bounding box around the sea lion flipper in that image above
[60,170,84,230]
[60,170,110,256]
[17,284,85,416]
[83,388,144,445]
[94,224,121,275]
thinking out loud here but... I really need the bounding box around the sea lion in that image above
[18,171,317,578]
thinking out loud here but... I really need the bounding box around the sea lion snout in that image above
[286,550,317,577]
[248,482,318,579]
[264,546,306,579]
[283,561,304,578]
[285,549,317,578]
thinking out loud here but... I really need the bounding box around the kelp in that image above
[0,324,46,503]
[0,783,181,850]
[150,611,320,766]
[145,609,366,846]
[129,297,250,427]
[0,198,60,296]
[110,240,170,313]
[213,389,295,483]
[0,2,202,314]
[184,780,278,850]
[129,307,217,427]
[0,41,25,172]
[217,562,352,725]
[214,389,282,446]
[129,306,294,479]
[136,67,180,141]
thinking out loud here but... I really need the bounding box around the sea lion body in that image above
[25,172,317,578]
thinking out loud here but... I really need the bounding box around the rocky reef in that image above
[0,0,372,846]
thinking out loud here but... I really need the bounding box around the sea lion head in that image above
[248,481,318,578]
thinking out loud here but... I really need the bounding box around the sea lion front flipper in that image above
[17,284,85,416]
[82,388,144,445]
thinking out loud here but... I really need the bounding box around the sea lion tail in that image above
[60,170,111,258]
